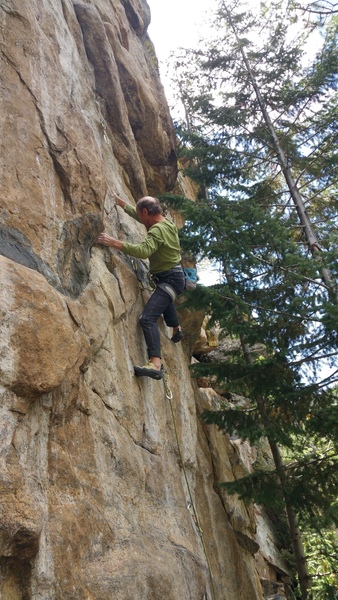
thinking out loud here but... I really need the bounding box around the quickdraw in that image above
[130,257,154,292]
[100,117,109,144]
[187,501,204,536]
[162,365,173,400]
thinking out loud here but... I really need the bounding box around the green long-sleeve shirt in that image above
[121,204,181,274]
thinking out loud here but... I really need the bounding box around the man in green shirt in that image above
[97,193,185,380]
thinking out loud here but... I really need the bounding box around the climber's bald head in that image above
[136,196,163,216]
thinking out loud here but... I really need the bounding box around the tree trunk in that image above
[241,335,311,599]
[268,437,311,599]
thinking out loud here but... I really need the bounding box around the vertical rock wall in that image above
[0,1,287,598]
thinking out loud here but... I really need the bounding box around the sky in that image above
[146,0,217,104]
[146,0,213,61]
[146,0,221,285]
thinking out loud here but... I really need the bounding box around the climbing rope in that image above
[162,366,217,600]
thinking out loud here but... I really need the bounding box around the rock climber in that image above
[97,192,185,380]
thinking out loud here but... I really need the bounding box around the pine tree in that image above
[163,2,338,597]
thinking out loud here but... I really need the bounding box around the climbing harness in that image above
[162,366,217,600]
[157,282,177,302]
[129,260,179,300]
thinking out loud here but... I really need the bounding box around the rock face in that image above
[0,1,288,599]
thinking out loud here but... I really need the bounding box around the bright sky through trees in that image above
[147,1,217,99]
[147,0,213,60]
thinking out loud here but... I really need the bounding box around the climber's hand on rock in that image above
[112,191,126,208]
[97,232,111,246]
[97,233,123,250]
[97,232,114,246]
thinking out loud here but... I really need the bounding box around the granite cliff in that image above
[0,1,289,598]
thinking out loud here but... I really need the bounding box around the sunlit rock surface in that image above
[0,1,288,598]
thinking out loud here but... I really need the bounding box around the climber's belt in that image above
[152,265,183,279]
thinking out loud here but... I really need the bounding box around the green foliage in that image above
[167,1,338,596]
[305,529,338,600]
[219,469,285,511]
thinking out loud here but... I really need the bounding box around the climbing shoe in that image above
[134,362,163,380]
[171,329,184,343]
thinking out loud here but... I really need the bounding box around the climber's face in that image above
[137,207,152,229]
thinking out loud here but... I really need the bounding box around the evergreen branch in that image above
[272,96,314,142]
[295,1,338,15]
[294,141,334,183]
[299,166,338,198]
[215,110,278,155]
[310,570,338,578]
[218,292,321,322]
[254,255,330,291]
[303,182,338,207]
[286,450,338,472]
[232,148,277,165]
[236,269,271,282]
[296,127,338,165]
[290,352,338,368]
[310,216,338,227]
[315,373,338,389]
